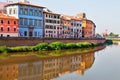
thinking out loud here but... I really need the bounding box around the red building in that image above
[0,14,18,37]
[82,19,96,38]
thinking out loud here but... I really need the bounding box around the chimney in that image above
[76,13,86,19]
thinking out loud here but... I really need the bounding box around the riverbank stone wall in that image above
[0,38,106,47]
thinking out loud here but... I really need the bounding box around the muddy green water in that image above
[0,44,119,80]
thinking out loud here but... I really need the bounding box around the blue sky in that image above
[1,0,120,34]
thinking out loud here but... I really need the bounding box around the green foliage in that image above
[0,46,10,53]
[91,42,97,46]
[33,43,49,51]
[82,42,92,48]
[49,42,65,50]
[0,41,101,53]
[65,43,77,49]
[76,42,83,48]
[109,32,119,37]
[10,46,33,52]
[105,39,113,44]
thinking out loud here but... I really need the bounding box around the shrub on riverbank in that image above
[33,43,49,51]
[65,43,77,49]
[49,42,65,50]
[105,39,113,44]
[0,42,102,53]
[0,46,10,53]
[9,46,33,52]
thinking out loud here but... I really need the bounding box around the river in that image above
[0,44,120,80]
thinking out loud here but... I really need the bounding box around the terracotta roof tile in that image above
[0,14,18,19]
[6,2,45,8]
[43,10,60,15]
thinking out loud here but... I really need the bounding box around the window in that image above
[57,16,60,19]
[24,8,28,15]
[7,35,10,37]
[54,15,56,18]
[34,10,38,16]
[1,20,3,24]
[14,28,16,32]
[54,26,56,29]
[29,19,33,26]
[0,27,3,31]
[74,23,76,26]
[49,15,51,18]
[24,31,27,36]
[57,21,60,24]
[13,8,16,14]
[34,19,37,26]
[51,15,53,18]
[38,20,42,27]
[71,29,73,32]
[0,34,3,37]
[71,23,73,26]
[39,11,42,17]
[30,9,33,16]
[24,18,28,25]
[7,27,10,31]
[19,18,23,25]
[8,21,10,24]
[80,24,81,26]
[46,14,47,17]
[14,21,16,24]
[9,8,12,14]
[46,19,48,23]
[20,8,23,15]
[53,20,56,23]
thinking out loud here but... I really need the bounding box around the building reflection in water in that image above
[0,47,105,80]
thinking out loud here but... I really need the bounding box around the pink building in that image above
[43,9,63,38]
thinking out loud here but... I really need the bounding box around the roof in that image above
[0,14,18,19]
[62,15,82,21]
[43,10,61,15]
[6,2,45,8]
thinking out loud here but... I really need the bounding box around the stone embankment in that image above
[0,37,106,47]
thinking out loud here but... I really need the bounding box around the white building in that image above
[70,18,82,38]
[43,9,62,38]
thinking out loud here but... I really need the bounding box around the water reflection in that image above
[113,41,120,45]
[0,46,105,80]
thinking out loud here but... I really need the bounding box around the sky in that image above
[1,0,120,34]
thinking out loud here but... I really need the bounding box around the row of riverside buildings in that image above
[0,0,96,38]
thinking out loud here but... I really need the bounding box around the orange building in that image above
[82,19,96,38]
[0,14,18,37]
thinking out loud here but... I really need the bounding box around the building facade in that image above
[82,19,96,38]
[61,16,71,38]
[61,16,83,38]
[70,18,82,38]
[6,1,44,37]
[43,10,62,38]
[0,14,18,37]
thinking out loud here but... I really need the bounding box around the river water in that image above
[0,44,120,80]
